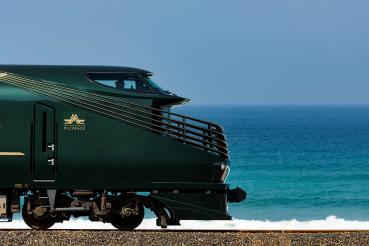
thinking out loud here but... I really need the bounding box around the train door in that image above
[33,103,56,181]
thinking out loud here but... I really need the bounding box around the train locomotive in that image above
[0,65,246,230]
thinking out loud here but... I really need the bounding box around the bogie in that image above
[20,190,155,230]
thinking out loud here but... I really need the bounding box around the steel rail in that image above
[4,72,227,144]
[0,229,367,233]
[9,74,227,146]
[0,77,229,158]
[81,90,226,137]
[2,77,227,157]
[7,71,225,136]
[5,76,228,154]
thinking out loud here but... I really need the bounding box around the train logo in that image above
[63,114,86,131]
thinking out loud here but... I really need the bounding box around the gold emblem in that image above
[64,114,86,131]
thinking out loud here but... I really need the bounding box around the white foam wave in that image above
[2,216,369,230]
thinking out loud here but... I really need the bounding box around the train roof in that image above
[0,65,152,75]
[0,64,154,89]
[0,64,189,105]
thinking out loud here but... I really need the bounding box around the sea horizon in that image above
[175,105,369,222]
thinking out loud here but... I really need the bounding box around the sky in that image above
[0,1,369,105]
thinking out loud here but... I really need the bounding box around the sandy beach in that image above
[0,230,369,246]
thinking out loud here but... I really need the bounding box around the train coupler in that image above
[227,187,247,203]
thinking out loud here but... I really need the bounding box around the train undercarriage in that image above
[1,190,177,230]
[0,188,245,230]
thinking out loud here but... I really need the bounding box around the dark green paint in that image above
[0,65,241,221]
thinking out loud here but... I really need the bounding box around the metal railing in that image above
[0,72,229,159]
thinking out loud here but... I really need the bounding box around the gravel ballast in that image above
[1,230,369,245]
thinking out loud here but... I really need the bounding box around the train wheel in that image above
[110,203,145,230]
[22,202,56,230]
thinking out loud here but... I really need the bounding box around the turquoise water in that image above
[174,105,369,221]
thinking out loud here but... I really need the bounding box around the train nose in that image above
[227,187,247,203]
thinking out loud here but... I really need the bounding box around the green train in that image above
[0,65,246,230]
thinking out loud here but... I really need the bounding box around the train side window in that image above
[95,80,118,88]
[124,80,136,90]
[86,72,152,93]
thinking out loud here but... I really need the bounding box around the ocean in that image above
[7,105,369,229]
[174,105,369,222]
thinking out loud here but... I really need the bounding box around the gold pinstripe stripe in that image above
[0,152,25,156]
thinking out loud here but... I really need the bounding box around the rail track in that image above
[1,228,369,232]
[0,229,369,245]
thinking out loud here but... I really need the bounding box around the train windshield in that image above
[146,78,164,92]
[86,72,155,93]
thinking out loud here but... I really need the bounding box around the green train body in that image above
[0,65,246,229]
